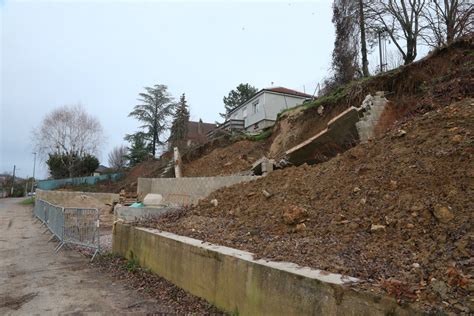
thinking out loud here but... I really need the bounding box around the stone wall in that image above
[113,223,421,316]
[137,176,257,205]
[36,189,119,206]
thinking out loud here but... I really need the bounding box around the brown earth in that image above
[142,99,474,314]
[269,36,474,159]
[182,140,268,177]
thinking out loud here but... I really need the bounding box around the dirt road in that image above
[0,198,171,315]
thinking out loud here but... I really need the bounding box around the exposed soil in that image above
[183,140,268,177]
[91,254,227,315]
[269,36,474,159]
[143,99,474,314]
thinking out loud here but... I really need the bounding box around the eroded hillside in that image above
[144,98,474,313]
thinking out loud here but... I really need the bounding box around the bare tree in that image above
[33,104,104,172]
[422,0,473,47]
[108,145,128,170]
[368,0,427,65]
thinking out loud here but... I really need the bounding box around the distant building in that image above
[226,87,313,132]
[93,165,108,176]
[185,119,217,147]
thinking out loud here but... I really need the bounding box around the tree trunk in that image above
[359,0,370,77]
[152,111,157,158]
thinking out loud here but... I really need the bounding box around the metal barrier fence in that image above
[33,199,100,260]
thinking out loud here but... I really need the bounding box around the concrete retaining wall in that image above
[113,223,421,316]
[114,206,178,222]
[36,189,119,206]
[138,176,257,205]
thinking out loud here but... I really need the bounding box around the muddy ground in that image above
[0,198,224,315]
[143,99,474,314]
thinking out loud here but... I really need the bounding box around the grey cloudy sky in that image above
[1,0,335,179]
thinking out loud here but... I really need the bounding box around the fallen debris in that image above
[145,99,474,314]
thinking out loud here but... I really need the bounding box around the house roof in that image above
[263,87,313,98]
[228,86,313,116]
[95,165,108,173]
[186,120,217,144]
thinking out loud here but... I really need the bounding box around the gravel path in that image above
[0,198,219,315]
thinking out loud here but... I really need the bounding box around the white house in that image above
[226,87,313,132]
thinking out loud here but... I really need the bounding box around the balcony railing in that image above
[207,119,245,138]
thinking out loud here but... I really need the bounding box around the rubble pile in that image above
[148,99,474,313]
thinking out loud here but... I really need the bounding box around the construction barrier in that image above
[33,199,100,260]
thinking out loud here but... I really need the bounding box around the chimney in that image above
[198,119,203,135]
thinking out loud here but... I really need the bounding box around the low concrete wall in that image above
[36,189,119,206]
[114,206,178,222]
[113,223,421,316]
[138,176,257,205]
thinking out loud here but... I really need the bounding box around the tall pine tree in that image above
[220,83,258,119]
[127,84,175,157]
[169,93,190,150]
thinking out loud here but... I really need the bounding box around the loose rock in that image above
[433,205,454,223]
[371,224,386,232]
[282,205,308,225]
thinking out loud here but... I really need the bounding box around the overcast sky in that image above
[1,0,336,179]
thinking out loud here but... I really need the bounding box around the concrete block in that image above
[143,193,164,206]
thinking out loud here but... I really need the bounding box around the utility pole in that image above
[31,152,37,194]
[378,30,383,73]
[10,165,16,196]
[24,176,29,197]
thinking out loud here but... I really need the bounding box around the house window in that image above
[242,107,247,119]
[252,100,260,114]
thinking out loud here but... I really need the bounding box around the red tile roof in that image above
[186,120,217,145]
[264,87,313,98]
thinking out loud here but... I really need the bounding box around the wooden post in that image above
[173,147,182,178]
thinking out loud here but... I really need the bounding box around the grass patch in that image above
[125,257,140,273]
[277,84,349,120]
[247,129,272,141]
[20,197,35,205]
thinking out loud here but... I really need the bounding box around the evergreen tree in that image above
[331,0,361,86]
[128,84,176,157]
[169,93,190,150]
[220,83,258,119]
[125,133,151,167]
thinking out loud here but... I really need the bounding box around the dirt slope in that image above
[269,36,473,159]
[146,99,474,313]
[183,140,268,177]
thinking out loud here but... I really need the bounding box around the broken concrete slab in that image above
[283,93,388,166]
[251,157,275,176]
[143,194,164,207]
